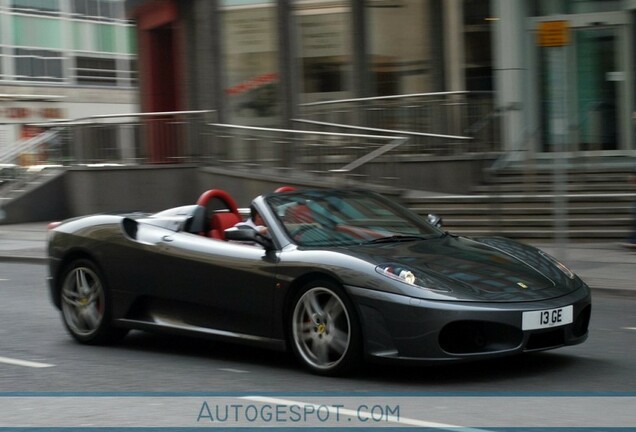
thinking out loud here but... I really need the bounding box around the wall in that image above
[65,165,200,215]
[0,171,69,224]
[0,158,491,224]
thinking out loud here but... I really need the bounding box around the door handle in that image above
[162,235,174,242]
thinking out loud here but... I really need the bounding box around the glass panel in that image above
[367,0,433,95]
[531,0,620,16]
[11,0,60,13]
[88,0,99,17]
[294,0,352,103]
[13,16,62,49]
[96,24,116,52]
[221,0,280,125]
[223,0,270,5]
[73,21,93,51]
[463,0,493,91]
[76,56,117,85]
[15,48,63,82]
[129,58,138,86]
[73,0,88,16]
[127,27,137,54]
[575,28,619,151]
[73,0,122,20]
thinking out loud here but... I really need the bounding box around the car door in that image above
[135,225,279,339]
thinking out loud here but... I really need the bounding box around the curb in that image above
[0,255,47,264]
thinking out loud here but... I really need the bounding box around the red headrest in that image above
[196,189,239,215]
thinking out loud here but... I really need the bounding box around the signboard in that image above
[538,21,570,47]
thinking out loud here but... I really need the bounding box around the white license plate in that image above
[522,305,573,331]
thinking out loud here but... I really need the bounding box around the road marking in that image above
[623,327,636,331]
[240,395,486,430]
[219,368,249,374]
[0,356,54,368]
[0,279,8,281]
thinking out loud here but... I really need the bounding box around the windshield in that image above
[265,189,444,247]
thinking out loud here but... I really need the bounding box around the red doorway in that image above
[132,0,183,163]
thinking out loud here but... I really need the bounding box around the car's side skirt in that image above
[116,318,287,351]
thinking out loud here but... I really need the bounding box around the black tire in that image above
[59,259,128,345]
[288,280,362,376]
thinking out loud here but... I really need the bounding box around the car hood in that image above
[339,235,579,302]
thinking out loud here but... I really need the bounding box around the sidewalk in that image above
[1,222,635,295]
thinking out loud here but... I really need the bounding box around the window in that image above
[75,56,117,86]
[221,0,280,123]
[96,24,116,52]
[367,0,432,95]
[14,48,63,82]
[294,1,353,103]
[128,59,138,86]
[72,21,133,54]
[72,0,124,20]
[531,0,620,15]
[11,0,60,14]
[13,16,62,49]
[463,0,492,91]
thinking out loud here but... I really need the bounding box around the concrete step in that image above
[443,216,632,227]
[403,192,636,203]
[486,173,631,184]
[445,228,629,240]
[424,160,636,242]
[410,206,633,215]
[472,183,635,194]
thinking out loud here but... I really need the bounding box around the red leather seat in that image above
[210,212,242,240]
[285,204,313,223]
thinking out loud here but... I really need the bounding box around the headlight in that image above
[539,251,576,279]
[375,264,450,292]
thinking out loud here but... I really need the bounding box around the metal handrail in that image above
[209,122,405,141]
[31,110,216,127]
[300,91,472,107]
[208,122,410,183]
[293,118,473,141]
[331,137,408,173]
[0,130,57,165]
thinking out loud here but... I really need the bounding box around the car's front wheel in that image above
[289,281,361,376]
[60,259,127,344]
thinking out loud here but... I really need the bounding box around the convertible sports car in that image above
[47,187,591,376]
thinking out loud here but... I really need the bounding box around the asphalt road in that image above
[1,262,636,428]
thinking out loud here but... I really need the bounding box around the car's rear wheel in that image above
[60,259,127,344]
[289,281,361,376]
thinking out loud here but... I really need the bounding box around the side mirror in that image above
[224,227,274,249]
[427,214,443,228]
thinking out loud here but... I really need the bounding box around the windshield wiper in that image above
[363,235,428,244]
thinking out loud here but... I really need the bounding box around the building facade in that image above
[126,0,636,159]
[0,0,137,149]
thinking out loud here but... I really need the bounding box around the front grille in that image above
[525,328,565,351]
[439,321,523,355]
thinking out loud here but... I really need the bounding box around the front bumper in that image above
[347,283,591,363]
